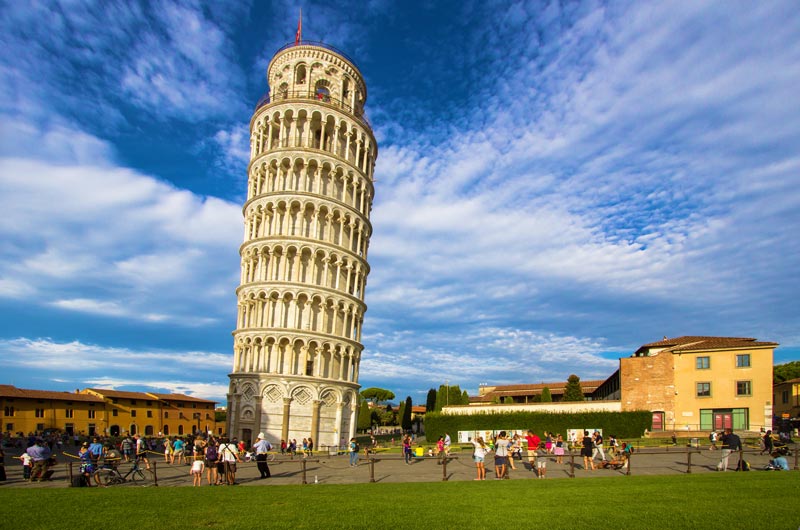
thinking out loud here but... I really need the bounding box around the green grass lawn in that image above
[3,473,798,529]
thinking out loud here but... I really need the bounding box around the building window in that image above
[696,356,710,369]
[147,410,153,418]
[65,409,73,418]
[164,412,169,419]
[35,408,45,418]
[736,354,751,368]
[146,401,152,406]
[36,423,45,431]
[782,390,789,404]
[112,409,118,417]
[5,423,13,431]
[88,410,96,419]
[178,425,184,435]
[3,406,14,417]
[131,400,137,405]
[131,410,137,417]
[112,398,118,404]
[736,381,752,396]
[696,382,711,397]
[88,423,96,436]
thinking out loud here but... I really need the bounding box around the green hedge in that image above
[424,410,652,441]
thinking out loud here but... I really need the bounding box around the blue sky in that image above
[1,0,798,406]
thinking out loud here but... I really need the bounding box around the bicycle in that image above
[94,457,147,486]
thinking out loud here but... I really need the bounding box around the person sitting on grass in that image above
[766,452,789,471]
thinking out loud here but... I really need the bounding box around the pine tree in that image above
[563,374,585,401]
[541,387,552,402]
[461,390,470,404]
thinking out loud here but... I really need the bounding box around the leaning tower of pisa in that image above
[226,41,376,448]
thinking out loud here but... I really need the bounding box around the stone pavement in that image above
[1,445,793,488]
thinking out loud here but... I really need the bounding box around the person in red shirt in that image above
[524,430,541,472]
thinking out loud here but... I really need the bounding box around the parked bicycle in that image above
[94,457,147,486]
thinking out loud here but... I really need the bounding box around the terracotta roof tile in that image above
[0,385,104,402]
[637,336,778,353]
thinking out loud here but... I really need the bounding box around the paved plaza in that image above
[1,445,794,488]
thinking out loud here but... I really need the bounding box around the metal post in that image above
[369,457,376,483]
[441,455,448,481]
[569,450,575,478]
[68,461,74,484]
[794,444,798,471]
[626,450,631,476]
[152,460,158,486]
[301,458,308,484]
[687,447,692,474]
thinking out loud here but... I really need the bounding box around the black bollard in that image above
[369,457,376,483]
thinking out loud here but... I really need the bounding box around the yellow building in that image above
[82,388,218,437]
[1,385,105,436]
[619,336,776,432]
[773,377,800,430]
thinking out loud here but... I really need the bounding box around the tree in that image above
[397,401,406,427]
[563,374,585,401]
[426,388,437,411]
[461,390,470,404]
[540,387,552,402]
[360,387,395,404]
[357,399,372,431]
[503,396,514,404]
[401,396,413,430]
[774,361,800,383]
[436,383,467,410]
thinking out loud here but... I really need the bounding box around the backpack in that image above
[709,433,714,441]
[205,444,218,462]
[736,460,750,471]
[353,442,360,452]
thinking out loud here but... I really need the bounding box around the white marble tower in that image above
[227,40,376,448]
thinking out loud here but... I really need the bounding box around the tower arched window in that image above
[278,82,289,100]
[315,80,331,102]
[295,64,307,85]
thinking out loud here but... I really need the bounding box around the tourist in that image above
[471,436,489,480]
[121,434,134,462]
[435,436,444,457]
[544,431,553,454]
[524,430,540,472]
[190,453,205,486]
[134,433,150,470]
[766,451,789,471]
[554,434,565,464]
[253,432,272,479]
[349,437,359,467]
[581,431,595,471]
[493,431,510,479]
[307,436,314,456]
[18,451,32,481]
[78,442,95,486]
[88,437,104,465]
[535,440,547,479]
[218,437,241,485]
[718,428,741,471]
[27,438,52,482]
[608,434,618,456]
[204,437,219,485]
[592,431,606,462]
[172,437,186,465]
[761,430,774,455]
[443,432,451,456]
[163,436,172,463]
[280,439,287,455]
[289,438,297,459]
[402,435,412,464]
[709,430,718,450]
